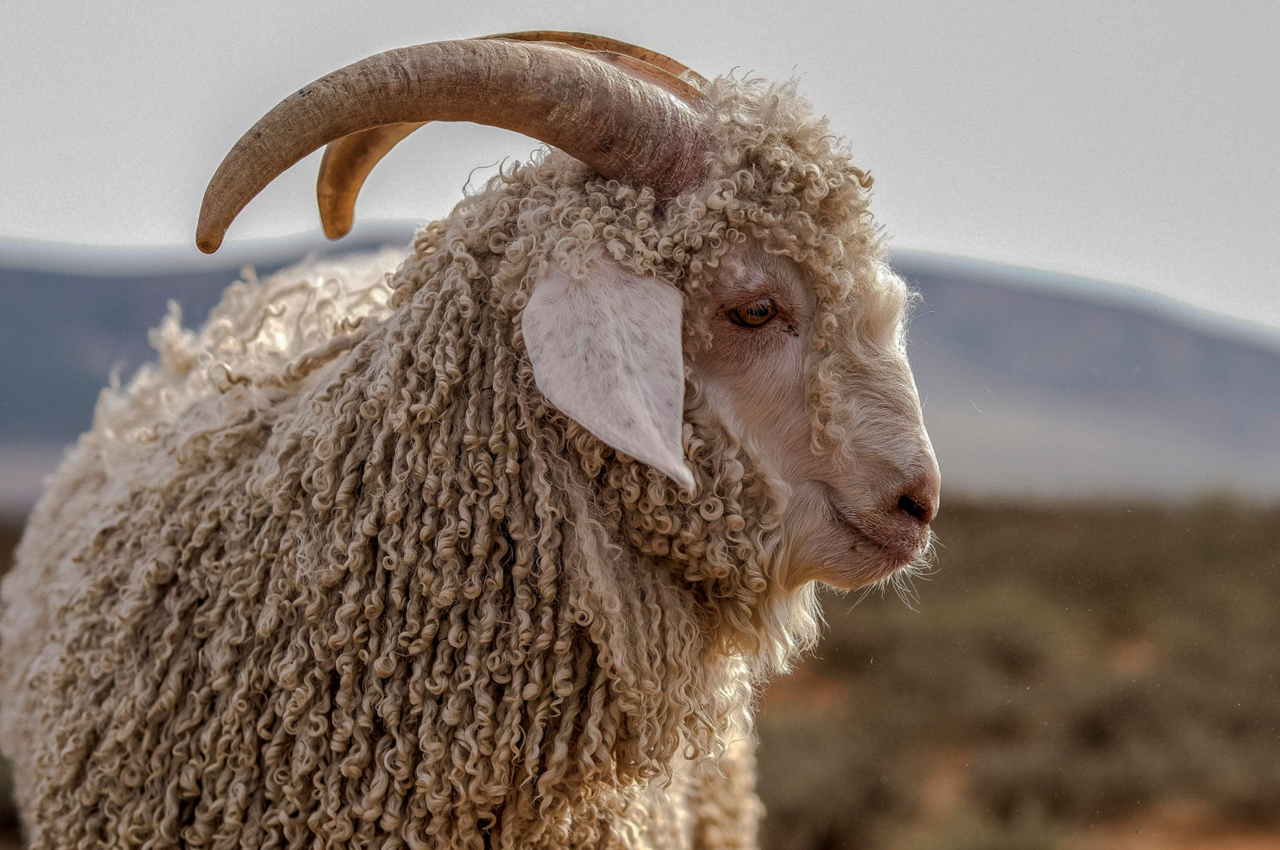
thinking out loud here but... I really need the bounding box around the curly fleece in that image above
[0,76,893,849]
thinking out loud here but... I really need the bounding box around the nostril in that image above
[897,494,932,524]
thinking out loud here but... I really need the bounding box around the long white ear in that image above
[523,253,694,491]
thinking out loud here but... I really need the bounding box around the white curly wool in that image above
[1,76,893,849]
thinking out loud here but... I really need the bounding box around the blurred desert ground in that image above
[1,238,1278,849]
[755,501,1280,850]
[2,505,1277,849]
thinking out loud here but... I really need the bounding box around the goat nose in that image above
[894,477,939,526]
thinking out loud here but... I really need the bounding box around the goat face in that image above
[688,240,940,591]
[523,237,939,593]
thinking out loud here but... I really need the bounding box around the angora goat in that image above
[0,32,940,850]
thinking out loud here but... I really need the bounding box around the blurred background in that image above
[2,3,1278,848]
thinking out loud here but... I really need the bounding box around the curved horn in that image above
[316,122,425,240]
[197,39,712,253]
[315,34,709,241]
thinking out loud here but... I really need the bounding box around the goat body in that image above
[0,43,938,850]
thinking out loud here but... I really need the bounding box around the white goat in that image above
[0,32,939,850]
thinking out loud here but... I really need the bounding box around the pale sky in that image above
[3,1,1278,335]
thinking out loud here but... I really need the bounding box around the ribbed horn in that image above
[197,38,713,253]
[315,35,709,240]
[483,31,709,89]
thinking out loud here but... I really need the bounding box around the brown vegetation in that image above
[2,500,1278,848]
[757,500,1280,849]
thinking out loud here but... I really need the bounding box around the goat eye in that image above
[727,296,778,328]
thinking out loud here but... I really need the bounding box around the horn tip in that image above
[321,218,352,241]
[196,207,225,253]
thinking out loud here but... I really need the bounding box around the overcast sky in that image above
[3,1,1278,334]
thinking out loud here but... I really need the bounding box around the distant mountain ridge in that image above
[899,255,1280,499]
[2,233,1278,516]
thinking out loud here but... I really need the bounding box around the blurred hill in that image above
[901,254,1280,500]
[2,232,1279,517]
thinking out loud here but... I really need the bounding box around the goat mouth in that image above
[827,499,925,564]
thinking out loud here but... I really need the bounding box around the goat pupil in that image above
[731,297,777,327]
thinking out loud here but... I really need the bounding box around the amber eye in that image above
[727,296,778,328]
